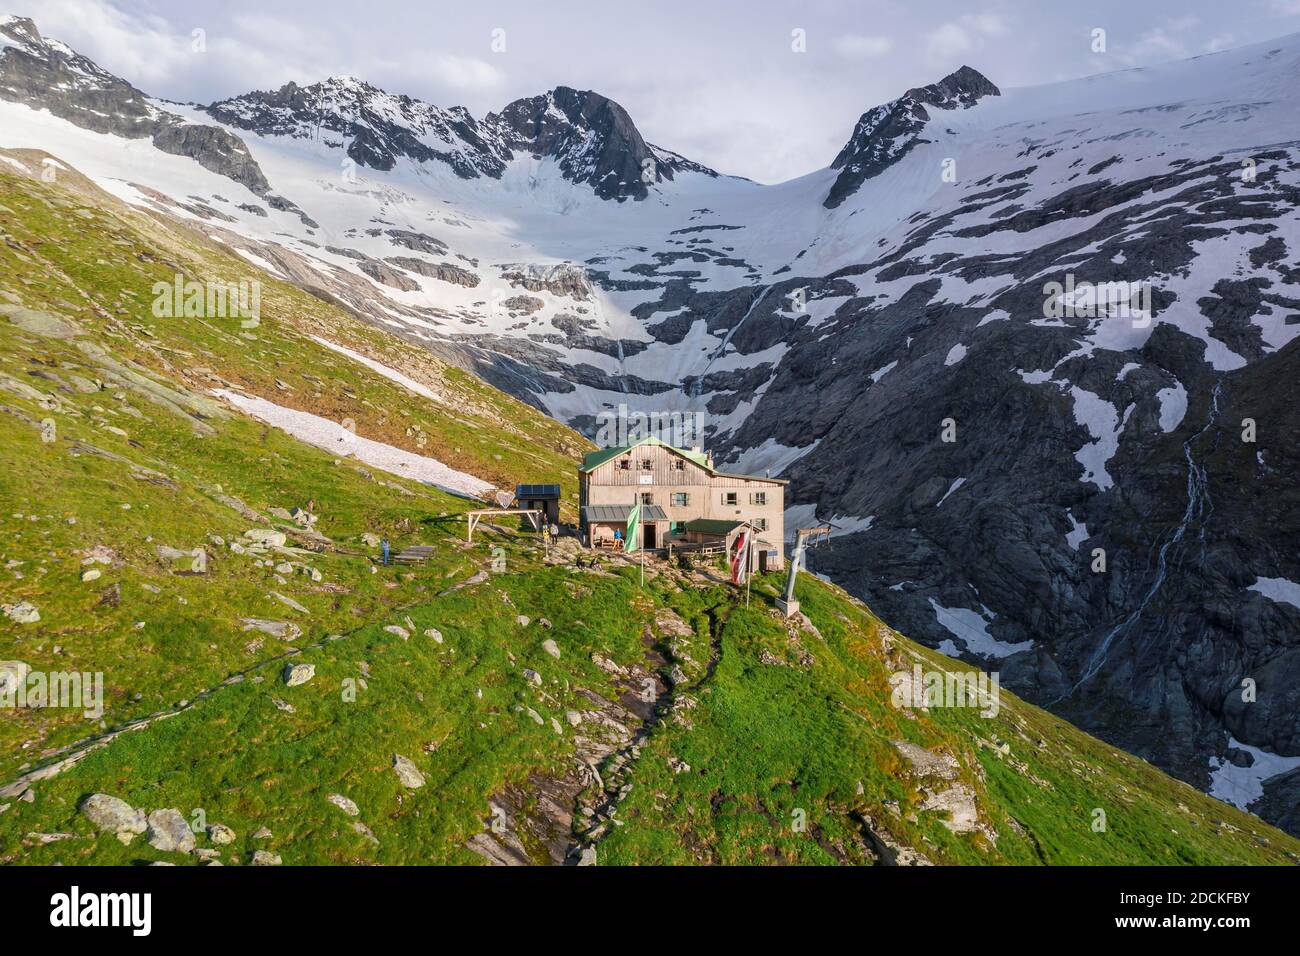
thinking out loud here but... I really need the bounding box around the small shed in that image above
[515,484,561,525]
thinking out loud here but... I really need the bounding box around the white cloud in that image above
[833,34,893,59]
[925,22,973,62]
[924,14,1007,65]
[423,54,505,91]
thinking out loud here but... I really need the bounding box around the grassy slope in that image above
[0,156,1295,865]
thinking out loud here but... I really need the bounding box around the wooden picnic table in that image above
[392,545,435,564]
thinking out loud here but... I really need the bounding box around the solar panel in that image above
[515,484,561,498]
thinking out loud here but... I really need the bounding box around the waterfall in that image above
[1055,381,1223,702]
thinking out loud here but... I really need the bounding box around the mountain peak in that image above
[0,15,40,44]
[824,64,999,208]
[490,86,717,201]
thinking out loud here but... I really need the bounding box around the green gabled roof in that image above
[580,436,709,473]
[683,518,744,536]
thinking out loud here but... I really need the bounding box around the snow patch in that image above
[311,336,446,405]
[928,599,1033,659]
[936,477,965,507]
[1065,510,1089,550]
[212,389,493,499]
[1248,576,1300,610]
[1209,737,1300,810]
[1156,380,1187,432]
[869,359,898,383]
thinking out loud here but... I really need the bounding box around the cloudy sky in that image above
[15,0,1300,183]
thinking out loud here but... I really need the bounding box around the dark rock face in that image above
[386,257,480,287]
[710,153,1300,834]
[825,65,1000,209]
[204,76,512,179]
[0,17,273,198]
[203,77,718,202]
[489,86,717,201]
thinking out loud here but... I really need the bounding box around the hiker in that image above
[614,528,623,547]
[381,538,390,566]
[549,522,559,546]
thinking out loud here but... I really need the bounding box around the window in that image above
[750,492,767,506]
[618,458,630,470]
[753,518,768,532]
[670,521,685,534]
[640,493,654,505]
[723,492,737,506]
[672,459,685,471]
[641,458,653,471]
[671,492,690,507]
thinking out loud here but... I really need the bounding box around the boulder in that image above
[542,639,561,659]
[250,849,282,865]
[243,529,287,547]
[2,602,39,624]
[79,793,146,835]
[206,823,236,845]
[145,808,196,853]
[282,662,315,686]
[392,754,425,789]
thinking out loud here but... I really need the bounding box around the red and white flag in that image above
[730,530,748,585]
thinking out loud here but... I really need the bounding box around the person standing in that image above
[381,537,390,566]
[549,522,559,546]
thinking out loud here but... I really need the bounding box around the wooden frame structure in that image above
[465,508,544,543]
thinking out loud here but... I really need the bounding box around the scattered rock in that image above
[145,808,196,853]
[250,849,282,866]
[2,602,39,624]
[282,662,315,686]
[393,754,426,789]
[384,624,410,639]
[80,793,146,835]
[542,639,560,659]
[425,628,444,643]
[240,618,302,641]
[207,823,236,845]
[327,794,360,817]
[244,529,287,547]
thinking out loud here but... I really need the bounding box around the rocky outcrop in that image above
[0,17,274,199]
[825,65,999,208]
[489,86,718,201]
